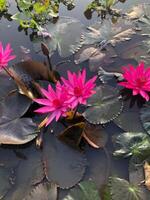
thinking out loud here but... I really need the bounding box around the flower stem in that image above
[3,67,14,80]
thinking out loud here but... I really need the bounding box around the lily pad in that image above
[109,177,142,200]
[23,182,57,200]
[83,85,123,124]
[82,18,135,47]
[63,180,101,200]
[140,102,150,135]
[114,109,145,133]
[5,147,44,200]
[0,167,14,199]
[0,118,38,145]
[113,132,150,158]
[0,92,31,125]
[43,133,87,188]
[35,17,84,57]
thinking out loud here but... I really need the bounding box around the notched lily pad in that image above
[83,85,123,124]
[43,133,87,189]
[109,177,142,200]
[113,132,150,158]
[63,180,101,200]
[23,182,57,200]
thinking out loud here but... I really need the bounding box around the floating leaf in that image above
[43,133,87,188]
[83,85,123,124]
[82,18,135,47]
[23,182,57,200]
[0,118,38,145]
[0,166,14,199]
[35,17,84,57]
[63,180,101,200]
[0,74,16,100]
[113,132,150,158]
[5,147,44,200]
[0,92,31,125]
[114,109,145,133]
[83,123,108,148]
[140,102,150,135]
[109,177,142,200]
[74,45,116,72]
[98,67,122,83]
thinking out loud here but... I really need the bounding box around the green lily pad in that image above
[109,177,142,200]
[83,86,123,124]
[140,102,150,135]
[113,132,150,158]
[63,180,101,200]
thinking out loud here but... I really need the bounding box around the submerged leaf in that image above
[83,85,123,124]
[83,123,108,148]
[63,180,101,200]
[58,122,85,149]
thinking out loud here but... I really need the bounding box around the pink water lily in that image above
[118,62,150,101]
[34,82,70,126]
[61,69,97,109]
[0,42,16,70]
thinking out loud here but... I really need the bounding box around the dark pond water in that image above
[0,0,150,199]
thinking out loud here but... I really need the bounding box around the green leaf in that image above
[140,102,150,135]
[113,132,150,158]
[83,85,123,124]
[63,180,101,200]
[109,177,142,200]
[106,0,115,8]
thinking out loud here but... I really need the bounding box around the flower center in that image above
[136,77,147,87]
[74,87,82,96]
[52,99,61,108]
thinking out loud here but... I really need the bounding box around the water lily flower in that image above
[0,42,16,70]
[118,62,150,101]
[61,69,97,109]
[34,82,70,126]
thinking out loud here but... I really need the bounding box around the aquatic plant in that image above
[61,69,97,109]
[118,62,150,101]
[0,0,7,12]
[0,42,16,70]
[34,82,70,126]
